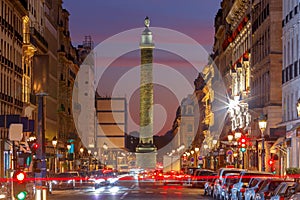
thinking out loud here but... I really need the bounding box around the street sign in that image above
[9,124,23,141]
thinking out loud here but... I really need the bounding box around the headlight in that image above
[0,194,6,199]
[67,180,73,184]
[108,178,117,184]
[95,179,105,184]
[52,180,58,185]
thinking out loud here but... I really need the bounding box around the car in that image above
[52,171,81,190]
[244,177,268,200]
[269,181,300,200]
[213,168,244,199]
[204,174,218,197]
[254,179,290,200]
[163,171,185,185]
[289,192,300,200]
[138,170,156,186]
[231,171,273,200]
[221,173,241,200]
[191,169,215,188]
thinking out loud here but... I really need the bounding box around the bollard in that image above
[35,186,48,200]
[35,187,42,200]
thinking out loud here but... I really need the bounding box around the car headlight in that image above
[67,180,73,184]
[95,179,105,184]
[108,178,117,184]
[52,180,58,185]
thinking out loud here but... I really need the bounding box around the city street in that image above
[48,176,211,200]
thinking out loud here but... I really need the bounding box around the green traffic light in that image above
[240,147,246,153]
[17,191,27,200]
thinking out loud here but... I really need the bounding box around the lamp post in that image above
[79,147,84,170]
[88,150,91,171]
[67,143,71,171]
[297,98,300,117]
[258,114,267,172]
[52,136,58,173]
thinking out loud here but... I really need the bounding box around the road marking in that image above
[120,192,128,200]
[160,191,167,194]
[145,191,153,193]
[174,192,182,195]
[130,184,135,189]
[131,191,139,193]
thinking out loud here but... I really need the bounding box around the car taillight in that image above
[222,184,227,189]
[279,197,285,200]
[240,188,245,193]
[263,192,269,197]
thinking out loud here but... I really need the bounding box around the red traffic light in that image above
[15,171,26,183]
[32,143,39,149]
[268,159,275,166]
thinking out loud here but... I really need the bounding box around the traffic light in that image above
[13,171,27,200]
[31,142,39,155]
[268,159,276,174]
[239,136,247,153]
[268,159,274,166]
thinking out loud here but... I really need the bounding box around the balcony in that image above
[12,0,28,16]
[30,27,48,53]
[30,93,37,105]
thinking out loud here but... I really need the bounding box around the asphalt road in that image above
[48,175,213,200]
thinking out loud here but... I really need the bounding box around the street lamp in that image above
[52,136,58,173]
[258,114,267,172]
[228,134,234,143]
[67,143,71,171]
[80,147,84,154]
[297,98,300,117]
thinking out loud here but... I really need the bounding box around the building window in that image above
[294,61,298,77]
[187,124,193,132]
[289,64,293,80]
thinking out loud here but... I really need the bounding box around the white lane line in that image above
[131,191,139,193]
[145,191,153,194]
[174,192,182,194]
[120,192,128,200]
[130,184,135,189]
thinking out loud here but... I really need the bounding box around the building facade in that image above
[282,0,300,170]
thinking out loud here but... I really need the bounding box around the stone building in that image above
[281,0,300,171]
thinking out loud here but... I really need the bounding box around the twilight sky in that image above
[63,0,221,51]
[63,1,222,136]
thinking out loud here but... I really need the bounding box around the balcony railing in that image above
[30,27,48,51]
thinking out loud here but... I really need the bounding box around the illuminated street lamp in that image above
[203,144,208,150]
[67,143,71,151]
[195,147,199,152]
[297,98,300,117]
[227,134,234,142]
[258,114,267,171]
[80,147,84,154]
[52,136,58,173]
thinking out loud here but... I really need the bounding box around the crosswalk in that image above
[50,185,203,196]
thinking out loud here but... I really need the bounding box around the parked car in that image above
[270,181,299,200]
[191,169,215,188]
[221,173,241,200]
[289,192,300,200]
[244,177,268,200]
[254,179,291,200]
[204,174,218,197]
[231,171,273,200]
[213,168,244,199]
